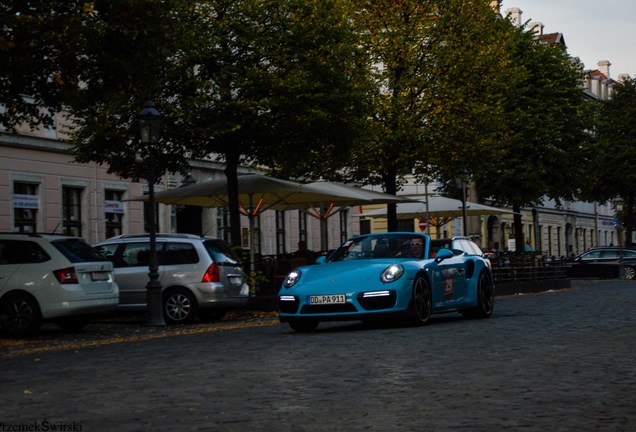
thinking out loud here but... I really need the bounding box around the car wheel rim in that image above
[413,278,431,322]
[624,267,635,280]
[165,294,192,322]
[5,299,36,332]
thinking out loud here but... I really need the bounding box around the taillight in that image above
[54,267,78,284]
[202,263,220,283]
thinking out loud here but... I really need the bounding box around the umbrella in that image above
[359,196,514,236]
[131,175,412,268]
[292,181,415,250]
[360,196,513,218]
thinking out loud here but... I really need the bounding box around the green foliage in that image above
[245,270,269,297]
[471,23,593,250]
[347,0,517,229]
[0,1,88,131]
[474,23,591,208]
[590,77,636,245]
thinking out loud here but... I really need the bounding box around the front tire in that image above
[164,288,197,324]
[406,276,432,325]
[1,293,42,337]
[463,271,495,319]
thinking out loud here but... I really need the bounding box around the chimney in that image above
[505,7,523,27]
[528,21,544,36]
[598,60,611,79]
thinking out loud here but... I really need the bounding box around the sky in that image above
[501,0,636,79]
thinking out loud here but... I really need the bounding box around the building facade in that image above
[0,118,359,256]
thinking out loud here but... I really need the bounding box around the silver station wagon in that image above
[94,234,249,324]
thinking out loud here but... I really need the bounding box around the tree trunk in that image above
[384,167,398,232]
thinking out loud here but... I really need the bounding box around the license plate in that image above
[91,272,110,281]
[308,294,346,305]
[228,276,243,286]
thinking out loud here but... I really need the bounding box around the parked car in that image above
[566,246,636,280]
[278,232,494,332]
[93,234,249,324]
[0,233,119,337]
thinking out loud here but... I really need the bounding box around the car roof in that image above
[0,233,82,241]
[95,233,224,243]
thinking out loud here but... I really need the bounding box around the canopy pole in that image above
[248,194,256,274]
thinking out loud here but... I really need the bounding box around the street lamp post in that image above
[138,100,166,326]
[614,197,625,279]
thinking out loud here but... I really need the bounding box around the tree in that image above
[349,0,515,230]
[67,0,196,181]
[0,1,89,131]
[589,77,636,246]
[170,0,369,244]
[474,22,592,252]
[30,0,367,247]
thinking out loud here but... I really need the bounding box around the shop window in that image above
[105,190,124,238]
[13,182,38,233]
[62,186,83,236]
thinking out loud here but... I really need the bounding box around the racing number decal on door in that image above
[443,269,454,297]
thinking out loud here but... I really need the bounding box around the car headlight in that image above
[284,270,301,288]
[380,264,404,283]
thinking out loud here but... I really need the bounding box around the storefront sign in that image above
[13,194,39,209]
[104,200,125,214]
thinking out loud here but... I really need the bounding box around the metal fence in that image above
[490,252,567,283]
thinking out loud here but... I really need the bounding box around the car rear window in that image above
[52,239,107,263]
[203,240,242,266]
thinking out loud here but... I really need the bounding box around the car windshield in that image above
[327,234,429,262]
[52,239,108,263]
[204,239,242,266]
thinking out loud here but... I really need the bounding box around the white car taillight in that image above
[202,263,220,283]
[54,267,79,284]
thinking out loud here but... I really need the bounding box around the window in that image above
[298,211,307,243]
[105,190,124,238]
[339,209,349,243]
[0,240,50,264]
[120,242,153,267]
[216,208,231,242]
[275,211,286,255]
[62,187,83,236]
[13,182,38,233]
[359,219,371,235]
[164,242,199,265]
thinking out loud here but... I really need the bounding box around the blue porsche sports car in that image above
[278,232,495,332]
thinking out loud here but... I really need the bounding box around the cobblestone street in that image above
[1,280,635,431]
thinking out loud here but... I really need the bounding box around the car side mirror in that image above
[434,248,454,262]
[316,256,327,264]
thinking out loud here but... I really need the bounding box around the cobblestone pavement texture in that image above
[1,280,635,431]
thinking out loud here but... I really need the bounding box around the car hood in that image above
[294,259,422,287]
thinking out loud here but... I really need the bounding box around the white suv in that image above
[94,234,249,324]
[0,234,119,337]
